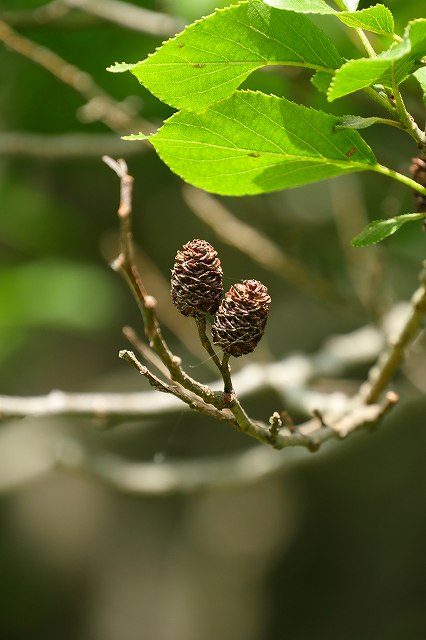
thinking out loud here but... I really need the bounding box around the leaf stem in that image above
[373,164,426,196]
[390,69,426,147]
[363,86,397,118]
[355,28,376,58]
[331,0,376,58]
[194,316,222,371]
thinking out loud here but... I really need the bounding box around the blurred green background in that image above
[0,0,426,638]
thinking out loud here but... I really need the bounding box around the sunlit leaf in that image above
[335,115,386,129]
[351,213,426,247]
[135,90,377,196]
[414,66,426,105]
[264,1,394,35]
[329,19,426,100]
[108,1,342,112]
[337,5,394,35]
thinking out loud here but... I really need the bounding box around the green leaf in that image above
[107,61,136,73]
[122,132,149,141]
[351,213,426,247]
[109,0,342,112]
[335,115,386,129]
[264,1,394,36]
[340,0,360,10]
[143,90,377,196]
[414,66,426,105]
[264,0,336,14]
[329,19,426,101]
[337,5,394,36]
[311,70,333,93]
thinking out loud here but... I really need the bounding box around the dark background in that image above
[0,1,425,638]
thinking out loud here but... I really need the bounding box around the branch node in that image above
[144,295,157,309]
[312,409,328,429]
[268,411,282,445]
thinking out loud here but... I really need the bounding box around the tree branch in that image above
[0,132,148,158]
[0,18,153,134]
[63,0,185,36]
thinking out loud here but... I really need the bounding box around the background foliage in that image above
[1,1,426,638]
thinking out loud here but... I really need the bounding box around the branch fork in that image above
[102,156,422,458]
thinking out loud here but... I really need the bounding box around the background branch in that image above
[0,18,153,134]
[63,0,185,36]
[0,307,403,425]
[0,391,398,496]
[1,0,184,36]
[0,132,147,158]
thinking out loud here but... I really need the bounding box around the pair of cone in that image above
[171,239,270,357]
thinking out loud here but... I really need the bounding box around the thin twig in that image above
[104,156,230,409]
[0,318,387,424]
[0,19,153,134]
[63,0,185,36]
[194,317,222,371]
[0,132,147,158]
[59,390,400,492]
[391,67,426,148]
[118,350,236,424]
[0,1,72,28]
[122,325,170,379]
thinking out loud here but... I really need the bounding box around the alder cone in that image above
[171,239,223,317]
[409,157,426,212]
[212,279,271,357]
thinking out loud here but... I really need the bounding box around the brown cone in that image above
[409,157,426,213]
[171,239,223,317]
[211,279,270,357]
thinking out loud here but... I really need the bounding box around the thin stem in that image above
[119,350,237,425]
[63,0,184,36]
[0,132,147,159]
[355,28,376,58]
[363,86,397,118]
[104,157,229,409]
[220,353,234,395]
[194,317,222,371]
[373,164,426,196]
[332,0,376,58]
[195,319,236,396]
[390,70,426,147]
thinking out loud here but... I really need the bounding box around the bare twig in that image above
[0,392,398,497]
[195,316,222,371]
[0,19,153,134]
[119,349,236,424]
[0,1,72,28]
[104,156,230,409]
[0,319,387,425]
[0,132,147,158]
[2,156,422,493]
[63,0,185,36]
[122,325,170,379]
